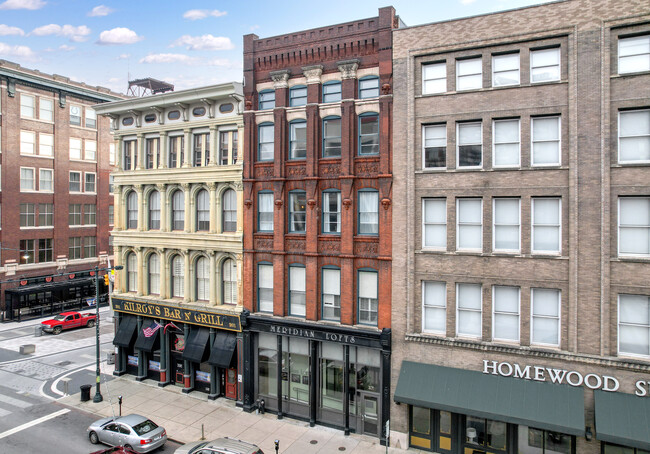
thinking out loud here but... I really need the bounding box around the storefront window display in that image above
[282,337,310,417]
[603,444,650,454]
[518,426,573,454]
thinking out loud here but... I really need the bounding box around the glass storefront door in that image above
[358,392,380,437]
[281,337,310,418]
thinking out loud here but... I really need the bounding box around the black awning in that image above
[595,390,650,450]
[113,315,138,348]
[182,328,210,363]
[6,277,96,296]
[208,331,237,367]
[134,321,160,352]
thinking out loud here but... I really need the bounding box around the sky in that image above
[0,0,555,94]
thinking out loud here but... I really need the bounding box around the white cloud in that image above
[206,58,240,69]
[249,25,260,32]
[182,9,226,20]
[31,24,91,42]
[88,5,114,17]
[171,34,234,51]
[116,53,131,60]
[0,42,35,57]
[0,24,24,36]
[139,53,198,64]
[0,0,45,10]
[97,27,143,45]
[59,44,74,51]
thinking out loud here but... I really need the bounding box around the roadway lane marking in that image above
[0,408,10,417]
[0,408,70,440]
[0,393,32,408]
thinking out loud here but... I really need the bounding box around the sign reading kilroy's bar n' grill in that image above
[112,298,242,332]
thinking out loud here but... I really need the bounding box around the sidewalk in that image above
[60,375,419,454]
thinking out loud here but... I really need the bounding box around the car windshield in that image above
[132,419,158,436]
[53,315,66,321]
[189,442,209,453]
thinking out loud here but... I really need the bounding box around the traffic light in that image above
[104,274,110,286]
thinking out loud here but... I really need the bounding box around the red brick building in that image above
[0,60,123,320]
[240,8,399,441]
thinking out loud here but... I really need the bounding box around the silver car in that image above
[174,437,263,454]
[87,414,167,453]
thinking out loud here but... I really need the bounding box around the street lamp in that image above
[93,264,123,403]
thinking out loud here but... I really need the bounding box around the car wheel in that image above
[89,431,99,444]
[87,320,95,328]
[124,444,133,451]
[53,326,62,335]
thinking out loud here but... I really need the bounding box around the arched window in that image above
[148,254,160,295]
[196,189,209,231]
[222,189,237,232]
[222,258,237,305]
[126,192,138,229]
[196,256,209,301]
[149,191,160,230]
[126,252,137,292]
[172,190,184,230]
[171,255,184,298]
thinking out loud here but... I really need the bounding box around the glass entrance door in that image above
[358,392,380,437]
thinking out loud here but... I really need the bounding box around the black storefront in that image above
[241,315,391,443]
[112,298,242,401]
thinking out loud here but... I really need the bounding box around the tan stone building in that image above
[94,82,246,401]
[390,1,650,452]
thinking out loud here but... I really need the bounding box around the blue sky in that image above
[0,0,554,93]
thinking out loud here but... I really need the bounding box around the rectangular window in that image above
[492,53,520,86]
[289,86,307,107]
[69,204,81,226]
[85,173,96,193]
[618,294,650,357]
[493,198,520,252]
[422,62,446,94]
[457,122,482,168]
[493,286,520,342]
[618,197,650,257]
[39,98,53,121]
[289,121,306,159]
[531,47,560,83]
[38,238,53,263]
[518,426,574,453]
[20,167,35,191]
[532,197,561,254]
[259,91,275,110]
[85,108,96,128]
[456,58,482,91]
[532,116,560,166]
[124,139,136,170]
[359,114,379,155]
[322,191,341,234]
[457,283,482,338]
[423,124,446,169]
[322,268,341,321]
[258,192,274,232]
[258,124,274,161]
[219,131,230,165]
[422,281,446,334]
[323,82,342,103]
[85,140,97,161]
[618,35,650,74]
[323,118,342,158]
[358,190,379,235]
[20,203,35,227]
[619,110,650,163]
[69,172,81,192]
[109,175,114,194]
[39,133,54,157]
[289,192,306,233]
[69,105,81,126]
[193,132,209,167]
[84,237,96,258]
[69,138,82,160]
[20,130,35,155]
[39,169,53,192]
[20,239,35,264]
[108,205,114,225]
[359,77,379,99]
[493,119,520,167]
[358,270,378,325]
[84,204,96,225]
[457,198,482,251]
[422,198,446,249]
[20,94,34,118]
[146,137,160,169]
[258,264,274,313]
[109,143,116,165]
[289,266,306,317]
[531,288,560,346]
[68,237,81,260]
[39,203,53,227]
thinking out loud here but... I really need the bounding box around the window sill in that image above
[20,154,55,160]
[417,79,567,98]
[611,71,650,79]
[613,256,650,263]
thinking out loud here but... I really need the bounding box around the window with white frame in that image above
[20,203,35,227]
[493,198,520,252]
[108,175,114,194]
[456,58,482,91]
[532,197,561,254]
[20,167,35,191]
[20,239,35,264]
[39,133,54,157]
[69,204,81,226]
[68,237,81,260]
[222,189,237,232]
[322,191,341,234]
[618,35,650,74]
[322,268,341,321]
[493,119,520,167]
[359,114,379,155]
[69,105,81,126]
[618,197,650,257]
[148,191,160,230]
[85,140,97,161]
[289,121,307,159]
[618,110,650,163]
[492,53,520,87]
[84,204,96,225]
[108,205,114,225]
[222,258,238,304]
[422,198,446,249]
[126,192,138,229]
[85,173,96,193]
[422,62,446,94]
[532,116,560,166]
[39,238,53,263]
[258,192,273,232]
[69,138,82,160]
[531,288,560,346]
[257,263,273,313]
[358,190,379,235]
[127,252,137,292]
[196,257,209,301]
[618,294,650,357]
[39,98,53,121]
[457,122,482,168]
[39,169,53,192]
[84,236,96,258]
[20,131,35,155]
[493,286,520,342]
[323,117,342,158]
[358,270,378,325]
[289,191,306,233]
[20,94,34,118]
[85,108,96,128]
[171,255,184,298]
[171,190,184,230]
[258,124,274,161]
[148,254,160,295]
[457,198,482,251]
[423,124,446,168]
[530,48,560,83]
[289,265,306,317]
[39,203,53,227]
[196,189,209,231]
[422,281,446,334]
[456,283,482,338]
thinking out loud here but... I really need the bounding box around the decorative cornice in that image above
[337,59,360,80]
[302,65,323,84]
[270,70,290,89]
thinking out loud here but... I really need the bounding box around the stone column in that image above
[158,184,168,232]
[183,251,191,303]
[158,248,167,299]
[235,181,243,234]
[209,126,218,166]
[236,124,244,165]
[183,183,191,233]
[135,185,144,231]
[114,137,122,170]
[114,246,123,293]
[136,134,144,170]
[208,183,217,234]
[182,129,191,167]
[159,132,168,169]
[209,251,217,305]
[215,186,223,234]
[136,247,144,296]
[114,186,123,231]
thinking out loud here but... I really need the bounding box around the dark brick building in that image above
[240,8,399,441]
[0,60,123,320]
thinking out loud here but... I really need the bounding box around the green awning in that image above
[394,361,585,436]
[595,390,650,450]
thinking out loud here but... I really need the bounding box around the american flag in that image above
[143,321,162,337]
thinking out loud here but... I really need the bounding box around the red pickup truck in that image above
[41,311,97,335]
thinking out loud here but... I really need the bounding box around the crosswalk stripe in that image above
[0,408,70,440]
[0,408,10,417]
[0,394,32,409]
